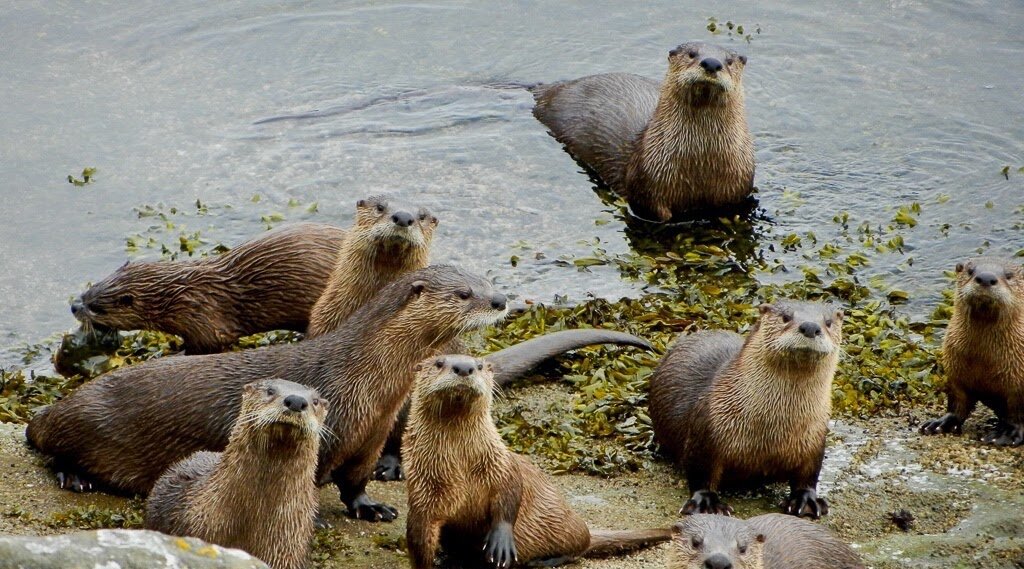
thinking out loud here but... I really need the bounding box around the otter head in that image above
[666,41,746,105]
[953,257,1023,320]
[238,378,329,442]
[669,515,765,569]
[756,300,844,363]
[351,194,438,263]
[413,355,494,418]
[72,261,183,332]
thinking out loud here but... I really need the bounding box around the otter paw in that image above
[982,422,1024,446]
[483,521,518,569]
[782,489,829,519]
[680,490,733,516]
[313,513,332,530]
[919,414,963,436]
[56,471,93,493]
[372,454,404,482]
[346,494,398,522]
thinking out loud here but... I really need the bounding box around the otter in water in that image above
[668,514,863,569]
[28,265,508,522]
[921,257,1024,446]
[649,300,844,518]
[404,354,671,568]
[531,41,753,222]
[146,378,326,569]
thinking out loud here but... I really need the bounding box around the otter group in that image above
[19,39,1019,569]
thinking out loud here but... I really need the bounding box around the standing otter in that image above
[649,300,844,518]
[668,514,863,569]
[27,265,508,522]
[532,41,753,222]
[404,354,671,568]
[146,378,326,569]
[921,257,1024,446]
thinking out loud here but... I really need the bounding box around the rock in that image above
[0,529,269,568]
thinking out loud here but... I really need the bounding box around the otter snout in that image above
[70,297,85,317]
[974,272,999,288]
[702,553,733,569]
[450,360,476,377]
[700,58,724,74]
[490,293,507,311]
[283,394,309,413]
[391,210,415,228]
[798,321,822,339]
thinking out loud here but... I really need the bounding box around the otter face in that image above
[73,261,174,332]
[669,515,765,569]
[240,378,328,438]
[954,257,1022,315]
[404,266,509,335]
[759,300,843,357]
[667,41,746,104]
[414,355,494,415]
[353,194,438,252]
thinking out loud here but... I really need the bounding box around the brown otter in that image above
[668,514,864,569]
[649,300,844,518]
[404,354,671,568]
[27,265,508,522]
[531,41,753,222]
[921,257,1024,446]
[306,196,437,338]
[145,378,326,569]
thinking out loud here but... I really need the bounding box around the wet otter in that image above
[372,328,655,482]
[649,300,844,518]
[404,354,671,568]
[921,257,1024,446]
[306,195,436,338]
[146,378,326,569]
[668,514,864,569]
[27,265,508,522]
[532,41,753,222]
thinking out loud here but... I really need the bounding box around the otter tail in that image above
[485,329,653,387]
[585,528,673,558]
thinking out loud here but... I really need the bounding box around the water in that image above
[2,0,1023,368]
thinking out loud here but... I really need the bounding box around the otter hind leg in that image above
[372,453,404,481]
[781,488,829,519]
[981,421,1024,446]
[681,490,733,516]
[55,470,94,493]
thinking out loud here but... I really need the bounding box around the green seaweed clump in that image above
[47,499,145,530]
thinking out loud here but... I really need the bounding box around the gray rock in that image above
[0,529,269,569]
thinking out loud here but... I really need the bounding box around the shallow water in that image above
[2,0,1023,367]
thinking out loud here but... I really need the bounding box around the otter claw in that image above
[782,488,829,519]
[372,454,404,482]
[919,413,963,436]
[346,494,398,523]
[56,472,93,493]
[483,521,517,569]
[680,490,733,516]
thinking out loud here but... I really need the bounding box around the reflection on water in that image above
[1,1,1022,367]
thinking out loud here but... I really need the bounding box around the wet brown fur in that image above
[532,41,753,222]
[649,300,844,516]
[145,379,327,569]
[404,355,670,568]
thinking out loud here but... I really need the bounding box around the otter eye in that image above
[117,294,134,307]
[738,542,748,555]
[1006,272,1014,280]
[457,290,471,300]
[266,387,276,396]
[691,536,703,549]
[781,313,792,323]
[726,58,734,65]
[477,363,484,371]
[825,318,834,327]
[967,267,975,276]
[687,50,698,58]
[376,204,386,213]
[418,213,427,221]
[435,359,444,369]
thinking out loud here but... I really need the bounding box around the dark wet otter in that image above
[532,41,753,222]
[404,355,671,568]
[27,265,508,522]
[372,329,654,482]
[649,300,844,518]
[146,378,326,569]
[921,257,1024,446]
[669,514,864,569]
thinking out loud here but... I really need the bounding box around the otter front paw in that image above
[919,413,963,436]
[372,454,404,481]
[56,471,94,493]
[982,422,1024,446]
[345,493,398,522]
[782,488,829,519]
[483,521,517,569]
[681,490,733,516]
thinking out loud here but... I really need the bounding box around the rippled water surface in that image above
[1,0,1022,367]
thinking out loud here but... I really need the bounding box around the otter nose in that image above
[798,322,822,339]
[490,293,507,311]
[283,395,308,412]
[974,272,999,287]
[71,298,84,315]
[391,211,415,228]
[704,554,733,569]
[700,57,723,73]
[450,361,475,377]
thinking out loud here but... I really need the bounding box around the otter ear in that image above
[739,54,748,65]
[755,533,766,543]
[955,262,964,273]
[242,383,258,394]
[357,199,367,208]
[835,308,845,321]
[413,363,423,372]
[410,280,427,296]
[758,303,774,315]
[430,215,439,226]
[668,46,681,58]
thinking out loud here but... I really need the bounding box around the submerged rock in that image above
[0,529,269,568]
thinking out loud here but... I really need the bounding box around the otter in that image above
[649,300,844,518]
[146,378,326,569]
[372,328,655,482]
[531,41,753,222]
[668,514,864,569]
[921,257,1024,446]
[404,354,671,568]
[27,265,508,522]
